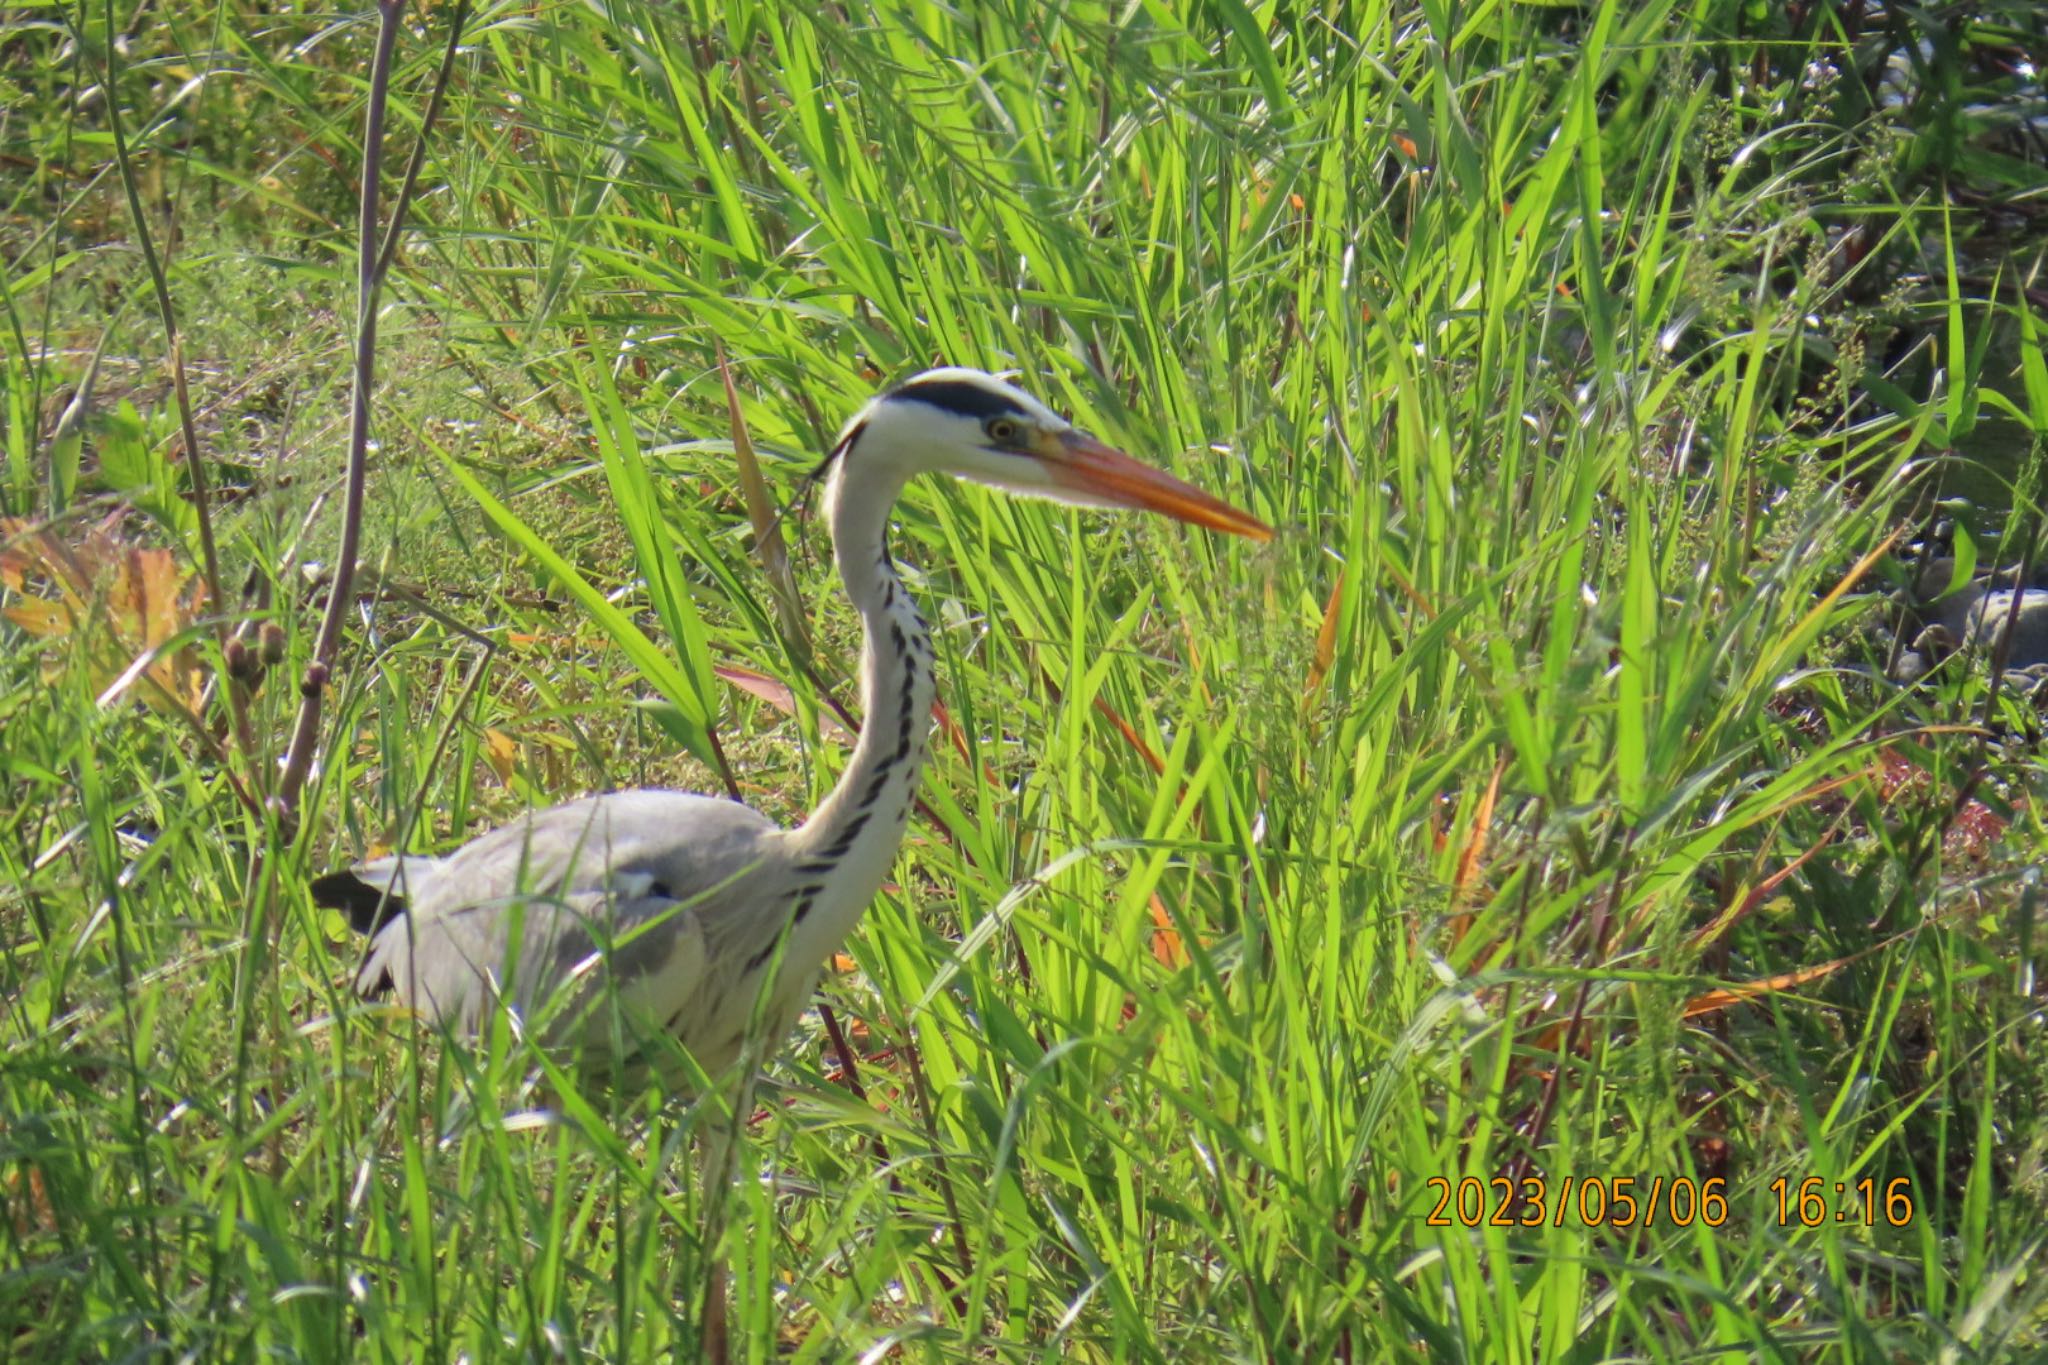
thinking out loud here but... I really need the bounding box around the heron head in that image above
[832,367,1272,541]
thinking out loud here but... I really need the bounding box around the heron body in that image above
[313,368,1269,1082]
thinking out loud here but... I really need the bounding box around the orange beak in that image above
[1037,429,1274,541]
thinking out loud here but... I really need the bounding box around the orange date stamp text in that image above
[1422,1175,1730,1229]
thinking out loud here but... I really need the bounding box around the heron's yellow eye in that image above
[984,416,1023,447]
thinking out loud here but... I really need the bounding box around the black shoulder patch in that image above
[889,378,1028,422]
[311,870,405,936]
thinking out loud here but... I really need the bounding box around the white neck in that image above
[786,466,937,928]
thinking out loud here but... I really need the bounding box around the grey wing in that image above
[356,885,716,1054]
[329,791,784,1051]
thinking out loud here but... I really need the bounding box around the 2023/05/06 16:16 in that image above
[1421,1175,1919,1230]
[1771,1176,1917,1228]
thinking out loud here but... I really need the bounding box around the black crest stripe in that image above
[889,379,1028,422]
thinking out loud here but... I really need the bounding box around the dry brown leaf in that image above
[1093,694,1166,776]
[929,695,1002,786]
[1681,957,1853,1019]
[482,728,519,785]
[1304,569,1346,698]
[1,517,207,714]
[714,663,855,743]
[4,1164,56,1240]
[1148,893,1188,968]
[717,351,808,649]
[2,598,70,635]
[1445,758,1505,947]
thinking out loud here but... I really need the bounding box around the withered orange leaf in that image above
[1681,957,1853,1019]
[1,517,207,715]
[1305,569,1345,698]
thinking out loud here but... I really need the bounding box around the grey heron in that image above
[312,368,1271,1083]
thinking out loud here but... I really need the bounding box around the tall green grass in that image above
[5,0,2046,1358]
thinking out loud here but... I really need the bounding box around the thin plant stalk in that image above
[375,0,472,284]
